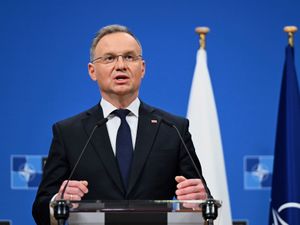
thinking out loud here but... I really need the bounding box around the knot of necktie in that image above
[113,109,131,120]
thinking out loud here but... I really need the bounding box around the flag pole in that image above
[284,25,298,47]
[195,27,210,49]
[269,25,300,224]
[194,26,222,225]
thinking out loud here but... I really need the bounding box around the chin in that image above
[113,87,135,95]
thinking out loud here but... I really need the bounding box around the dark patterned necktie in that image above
[114,109,133,188]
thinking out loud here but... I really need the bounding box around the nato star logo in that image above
[19,163,35,182]
[244,155,273,190]
[11,155,44,189]
[251,164,270,183]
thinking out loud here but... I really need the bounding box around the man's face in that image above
[88,32,145,101]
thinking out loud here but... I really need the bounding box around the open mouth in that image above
[115,74,129,81]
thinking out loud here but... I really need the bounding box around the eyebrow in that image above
[102,50,139,56]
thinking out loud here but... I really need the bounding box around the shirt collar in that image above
[100,98,140,118]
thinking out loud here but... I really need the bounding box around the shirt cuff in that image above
[49,193,59,225]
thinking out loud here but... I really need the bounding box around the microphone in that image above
[160,118,220,225]
[54,117,109,225]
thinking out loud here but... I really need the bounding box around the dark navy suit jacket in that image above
[32,102,207,225]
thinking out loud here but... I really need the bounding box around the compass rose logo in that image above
[11,155,44,189]
[18,163,36,182]
[244,155,273,189]
[271,202,300,225]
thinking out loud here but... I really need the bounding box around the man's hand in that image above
[55,180,89,201]
[175,176,207,200]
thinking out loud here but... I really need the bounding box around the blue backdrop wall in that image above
[1,1,300,224]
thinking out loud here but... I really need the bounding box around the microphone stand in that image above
[53,117,109,225]
[161,118,221,225]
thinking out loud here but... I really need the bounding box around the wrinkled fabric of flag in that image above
[187,48,232,225]
[269,45,300,225]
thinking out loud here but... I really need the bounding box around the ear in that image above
[88,63,97,81]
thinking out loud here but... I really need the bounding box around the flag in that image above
[269,45,300,224]
[187,48,232,224]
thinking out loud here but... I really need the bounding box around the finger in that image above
[65,187,85,197]
[55,191,83,201]
[177,179,203,189]
[176,184,205,196]
[69,180,88,194]
[59,180,74,193]
[182,202,201,210]
[175,176,186,183]
[80,180,88,186]
[60,180,87,188]
[59,180,89,194]
[58,180,68,193]
[66,180,87,188]
[177,192,207,200]
[54,193,62,201]
[65,193,82,201]
[77,181,89,194]
[72,202,80,209]
[68,181,89,194]
[70,194,81,201]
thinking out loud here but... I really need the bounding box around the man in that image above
[32,24,209,225]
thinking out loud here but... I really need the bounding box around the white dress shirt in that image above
[101,97,140,154]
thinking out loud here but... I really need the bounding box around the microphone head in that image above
[96,117,109,127]
[160,118,175,128]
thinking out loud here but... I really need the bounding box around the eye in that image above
[103,55,115,63]
[124,54,134,61]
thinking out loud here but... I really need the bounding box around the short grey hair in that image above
[90,24,142,62]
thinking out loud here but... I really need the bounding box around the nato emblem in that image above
[11,155,44,189]
[244,155,273,190]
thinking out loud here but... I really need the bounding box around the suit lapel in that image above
[82,104,125,194]
[127,102,161,195]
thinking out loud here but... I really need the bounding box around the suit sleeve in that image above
[32,123,70,225]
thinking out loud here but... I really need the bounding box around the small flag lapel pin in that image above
[151,119,158,124]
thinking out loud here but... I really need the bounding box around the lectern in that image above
[51,200,221,225]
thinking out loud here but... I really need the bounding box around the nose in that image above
[115,55,127,70]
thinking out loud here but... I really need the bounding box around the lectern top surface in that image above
[51,199,221,213]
